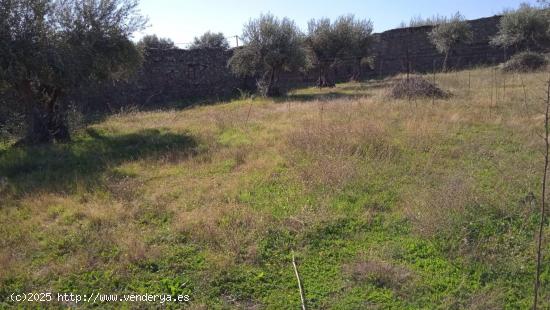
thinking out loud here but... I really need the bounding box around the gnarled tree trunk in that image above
[44,86,71,143]
[24,106,53,145]
[442,51,450,72]
[317,62,335,88]
[258,68,281,97]
[350,57,363,82]
[15,81,70,145]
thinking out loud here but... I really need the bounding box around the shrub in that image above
[228,14,308,97]
[397,14,449,28]
[500,51,548,72]
[490,3,550,51]
[306,15,374,87]
[0,0,146,145]
[429,12,473,72]
[388,76,449,99]
[137,34,176,50]
[189,31,229,50]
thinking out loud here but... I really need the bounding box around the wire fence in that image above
[374,63,550,113]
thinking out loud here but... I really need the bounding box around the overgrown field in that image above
[1,67,549,309]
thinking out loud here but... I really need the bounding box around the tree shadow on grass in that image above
[0,128,199,198]
[337,81,390,92]
[275,80,396,103]
[277,92,367,103]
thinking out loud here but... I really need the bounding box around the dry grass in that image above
[343,259,413,291]
[175,204,272,263]
[286,101,402,195]
[403,175,476,237]
[1,66,550,308]
[464,290,505,310]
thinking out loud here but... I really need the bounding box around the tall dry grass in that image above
[2,66,549,307]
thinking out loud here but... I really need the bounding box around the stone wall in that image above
[74,48,364,112]
[370,15,507,77]
[72,14,546,112]
[73,48,251,113]
[5,14,549,138]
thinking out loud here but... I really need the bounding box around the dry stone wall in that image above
[73,48,251,113]
[74,14,544,112]
[371,15,507,77]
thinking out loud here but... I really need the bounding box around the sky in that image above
[135,0,541,48]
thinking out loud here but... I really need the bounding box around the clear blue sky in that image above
[136,0,540,47]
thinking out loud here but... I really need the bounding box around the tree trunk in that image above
[24,106,53,145]
[49,110,71,143]
[317,63,335,88]
[352,57,362,82]
[45,87,71,143]
[263,68,281,97]
[15,81,70,145]
[267,69,276,96]
[257,69,280,97]
[442,51,449,72]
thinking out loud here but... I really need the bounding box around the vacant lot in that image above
[1,67,549,309]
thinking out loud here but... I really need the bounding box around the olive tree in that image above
[491,3,550,51]
[0,0,146,145]
[429,12,473,72]
[306,15,374,87]
[228,14,307,97]
[137,34,176,50]
[190,31,229,50]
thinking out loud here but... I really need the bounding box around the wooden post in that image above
[320,101,324,124]
[495,68,498,107]
[491,69,495,107]
[468,70,471,96]
[503,74,506,100]
[432,59,436,105]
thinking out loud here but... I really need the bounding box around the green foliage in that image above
[429,13,473,54]
[228,13,308,97]
[237,170,314,218]
[307,15,374,61]
[137,34,176,50]
[0,92,25,142]
[190,31,229,50]
[0,0,147,144]
[429,12,473,71]
[306,15,374,86]
[491,3,550,50]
